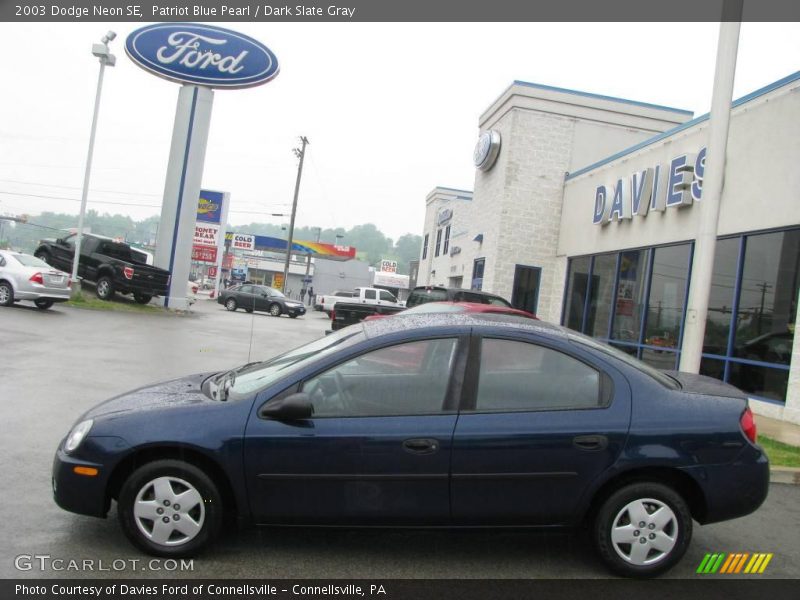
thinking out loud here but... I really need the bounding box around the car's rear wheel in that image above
[118,460,222,557]
[268,303,281,317]
[34,299,54,309]
[593,482,691,578]
[225,298,237,311]
[96,276,115,301]
[133,293,152,305]
[0,281,14,306]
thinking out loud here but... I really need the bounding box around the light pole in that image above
[70,31,116,293]
[281,136,309,294]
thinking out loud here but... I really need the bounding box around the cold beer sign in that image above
[593,148,706,225]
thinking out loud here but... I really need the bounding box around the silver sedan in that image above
[0,250,71,309]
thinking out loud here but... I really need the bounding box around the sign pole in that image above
[282,136,309,294]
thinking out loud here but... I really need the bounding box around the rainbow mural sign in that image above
[224,233,356,260]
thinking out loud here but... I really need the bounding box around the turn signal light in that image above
[73,466,99,477]
[29,272,44,284]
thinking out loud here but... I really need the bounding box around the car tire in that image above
[594,482,692,578]
[133,293,152,305]
[34,299,54,310]
[268,303,281,317]
[0,281,14,306]
[34,250,51,265]
[118,460,223,558]
[225,298,237,311]
[289,314,298,319]
[96,276,116,301]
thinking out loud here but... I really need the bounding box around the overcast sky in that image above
[1,22,798,242]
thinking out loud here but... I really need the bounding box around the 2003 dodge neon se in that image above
[53,314,769,577]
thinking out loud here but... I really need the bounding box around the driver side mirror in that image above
[259,393,314,421]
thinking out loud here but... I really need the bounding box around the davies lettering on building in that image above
[593,147,706,225]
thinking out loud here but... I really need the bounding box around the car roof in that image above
[359,312,564,340]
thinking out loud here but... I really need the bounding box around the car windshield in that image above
[11,254,50,268]
[264,286,285,298]
[566,332,680,389]
[404,303,464,314]
[224,328,366,400]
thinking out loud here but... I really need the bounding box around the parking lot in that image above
[0,298,797,579]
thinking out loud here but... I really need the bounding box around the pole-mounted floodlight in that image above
[70,32,116,290]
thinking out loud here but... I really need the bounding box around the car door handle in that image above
[573,435,608,451]
[403,438,439,455]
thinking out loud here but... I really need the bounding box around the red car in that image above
[364,301,537,322]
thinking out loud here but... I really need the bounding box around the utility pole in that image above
[282,136,309,294]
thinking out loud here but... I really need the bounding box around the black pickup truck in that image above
[35,233,171,303]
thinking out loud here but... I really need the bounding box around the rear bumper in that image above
[16,284,70,302]
[681,444,770,524]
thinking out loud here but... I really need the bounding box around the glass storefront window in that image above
[700,357,726,382]
[727,362,790,402]
[641,348,679,370]
[564,257,590,331]
[611,250,650,344]
[586,254,616,338]
[732,230,800,365]
[644,244,690,352]
[703,237,739,356]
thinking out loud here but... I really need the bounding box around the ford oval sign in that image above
[125,23,279,89]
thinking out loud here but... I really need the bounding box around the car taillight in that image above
[740,406,757,444]
[29,272,44,284]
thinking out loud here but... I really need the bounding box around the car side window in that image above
[301,338,457,418]
[475,339,602,412]
[379,290,396,302]
[486,297,511,307]
[365,289,377,300]
[239,285,253,294]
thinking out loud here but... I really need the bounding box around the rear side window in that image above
[407,288,448,307]
[365,289,377,300]
[475,339,603,412]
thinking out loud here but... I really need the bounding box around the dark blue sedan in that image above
[53,314,769,577]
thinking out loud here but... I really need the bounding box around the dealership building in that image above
[419,71,800,423]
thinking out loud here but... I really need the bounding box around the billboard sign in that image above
[126,23,280,89]
[231,233,255,251]
[380,259,398,273]
[197,190,224,224]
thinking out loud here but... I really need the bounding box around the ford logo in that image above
[125,23,279,89]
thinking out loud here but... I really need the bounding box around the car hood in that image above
[664,370,748,399]
[83,373,215,419]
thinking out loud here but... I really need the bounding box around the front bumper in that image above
[52,436,129,518]
[286,305,306,317]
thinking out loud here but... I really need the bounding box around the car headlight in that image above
[64,419,93,454]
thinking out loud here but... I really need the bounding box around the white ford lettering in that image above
[156,32,249,74]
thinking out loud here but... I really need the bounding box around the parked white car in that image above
[0,250,71,310]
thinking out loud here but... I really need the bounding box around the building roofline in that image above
[512,80,694,115]
[565,70,800,182]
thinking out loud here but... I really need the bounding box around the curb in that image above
[770,467,800,485]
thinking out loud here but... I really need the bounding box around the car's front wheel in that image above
[593,482,692,578]
[34,299,54,309]
[118,460,222,557]
[133,293,152,305]
[225,298,237,311]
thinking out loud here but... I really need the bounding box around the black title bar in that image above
[2,0,799,22]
